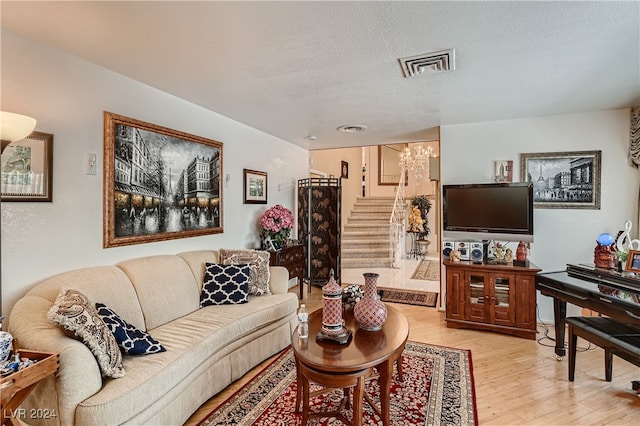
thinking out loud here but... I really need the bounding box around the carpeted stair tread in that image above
[342,196,398,269]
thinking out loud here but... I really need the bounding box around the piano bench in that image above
[566,316,640,382]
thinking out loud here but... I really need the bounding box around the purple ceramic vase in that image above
[353,273,387,331]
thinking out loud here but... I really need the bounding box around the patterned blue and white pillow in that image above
[200,263,250,307]
[95,303,166,355]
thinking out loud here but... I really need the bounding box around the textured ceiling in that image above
[1,1,638,150]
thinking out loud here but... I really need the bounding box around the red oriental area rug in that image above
[198,341,477,426]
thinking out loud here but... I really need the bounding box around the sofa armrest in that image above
[268,266,290,294]
[9,295,103,426]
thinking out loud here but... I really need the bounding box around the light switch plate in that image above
[86,153,97,175]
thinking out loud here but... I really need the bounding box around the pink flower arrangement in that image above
[259,205,294,244]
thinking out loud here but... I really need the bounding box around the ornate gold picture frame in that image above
[103,112,223,248]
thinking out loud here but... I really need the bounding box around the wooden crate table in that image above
[1,350,59,426]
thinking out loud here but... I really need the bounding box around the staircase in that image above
[341,196,396,268]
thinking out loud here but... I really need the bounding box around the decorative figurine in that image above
[408,206,425,233]
[594,241,616,269]
[516,241,528,262]
[505,248,513,265]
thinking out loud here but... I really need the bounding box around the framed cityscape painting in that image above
[520,150,601,209]
[103,112,223,248]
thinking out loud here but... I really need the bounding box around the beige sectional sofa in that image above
[8,249,299,425]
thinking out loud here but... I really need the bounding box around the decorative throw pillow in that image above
[48,288,125,378]
[201,263,251,307]
[95,303,166,355]
[219,249,271,296]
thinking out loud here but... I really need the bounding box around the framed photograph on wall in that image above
[626,250,640,273]
[520,150,601,209]
[1,131,53,202]
[493,160,513,183]
[243,168,267,204]
[341,160,349,179]
[103,112,223,248]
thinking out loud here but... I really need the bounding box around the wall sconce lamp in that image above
[0,111,37,153]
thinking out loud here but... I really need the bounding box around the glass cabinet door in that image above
[493,276,511,307]
[492,274,516,326]
[469,274,485,305]
[465,272,489,323]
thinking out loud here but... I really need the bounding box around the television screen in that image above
[443,182,534,242]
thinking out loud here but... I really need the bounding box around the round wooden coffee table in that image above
[292,304,409,426]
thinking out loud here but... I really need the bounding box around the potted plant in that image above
[259,204,294,250]
[410,195,432,240]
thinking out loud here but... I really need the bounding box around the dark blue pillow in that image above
[200,263,250,307]
[95,303,166,355]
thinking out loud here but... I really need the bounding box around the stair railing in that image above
[389,171,407,268]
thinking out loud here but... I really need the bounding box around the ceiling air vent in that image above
[399,49,455,78]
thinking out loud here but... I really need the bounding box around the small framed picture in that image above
[341,160,349,179]
[494,160,513,183]
[243,168,267,204]
[1,131,54,202]
[625,250,640,273]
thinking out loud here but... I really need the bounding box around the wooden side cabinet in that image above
[444,260,541,339]
[269,244,305,299]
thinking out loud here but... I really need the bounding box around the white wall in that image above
[309,147,362,232]
[0,30,308,324]
[441,110,640,321]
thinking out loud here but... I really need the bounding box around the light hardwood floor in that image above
[185,285,640,425]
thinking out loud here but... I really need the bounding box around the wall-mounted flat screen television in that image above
[443,182,534,242]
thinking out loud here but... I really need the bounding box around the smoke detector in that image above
[399,49,455,78]
[337,125,367,133]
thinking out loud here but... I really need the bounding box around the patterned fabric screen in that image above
[298,178,341,286]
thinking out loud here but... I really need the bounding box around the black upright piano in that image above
[536,264,640,358]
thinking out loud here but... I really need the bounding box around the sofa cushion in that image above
[117,255,201,330]
[75,293,298,425]
[48,288,125,378]
[219,249,271,296]
[200,263,250,306]
[96,303,166,355]
[177,250,220,286]
[25,266,147,331]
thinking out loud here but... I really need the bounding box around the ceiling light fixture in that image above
[400,144,433,183]
[337,125,367,133]
[0,111,37,152]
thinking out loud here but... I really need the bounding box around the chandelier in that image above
[399,144,433,182]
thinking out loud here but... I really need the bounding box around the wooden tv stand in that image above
[444,259,541,339]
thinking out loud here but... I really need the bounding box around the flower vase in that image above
[353,273,387,331]
[0,331,13,362]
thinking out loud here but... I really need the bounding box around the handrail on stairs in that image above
[389,171,407,268]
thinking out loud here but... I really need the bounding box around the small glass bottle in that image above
[297,304,309,338]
